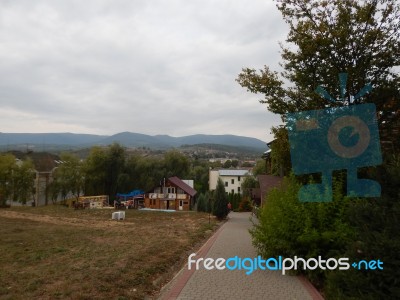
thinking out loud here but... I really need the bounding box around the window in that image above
[238,176,241,182]
[231,179,234,184]
[231,189,234,194]
[225,181,228,187]
[238,187,241,193]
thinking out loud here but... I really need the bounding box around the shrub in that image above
[250,174,354,288]
[238,197,252,212]
[324,155,400,299]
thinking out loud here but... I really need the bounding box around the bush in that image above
[324,155,400,299]
[250,174,354,288]
[251,160,400,299]
[238,197,252,212]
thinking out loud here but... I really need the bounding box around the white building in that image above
[209,169,251,195]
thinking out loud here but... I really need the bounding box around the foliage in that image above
[12,159,35,204]
[83,146,108,196]
[252,159,267,176]
[250,174,354,286]
[239,2,400,296]
[237,0,400,166]
[223,160,232,168]
[0,154,15,206]
[163,149,190,178]
[83,145,196,201]
[269,126,291,176]
[228,192,241,211]
[196,192,210,213]
[241,176,259,198]
[238,197,253,212]
[237,0,400,119]
[52,153,85,201]
[0,154,35,206]
[125,154,165,193]
[189,159,210,194]
[231,160,239,168]
[212,178,228,220]
[324,155,400,299]
[104,143,126,201]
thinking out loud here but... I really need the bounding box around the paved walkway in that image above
[158,212,324,300]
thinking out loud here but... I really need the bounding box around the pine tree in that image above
[213,178,228,220]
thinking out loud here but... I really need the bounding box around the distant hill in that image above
[0,132,267,152]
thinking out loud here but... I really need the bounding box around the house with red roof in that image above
[144,176,197,211]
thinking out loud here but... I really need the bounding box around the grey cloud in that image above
[0,0,288,141]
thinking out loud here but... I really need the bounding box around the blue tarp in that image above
[116,189,144,199]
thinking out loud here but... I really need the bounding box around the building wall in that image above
[220,175,244,194]
[144,193,191,211]
[209,169,249,194]
[209,169,220,191]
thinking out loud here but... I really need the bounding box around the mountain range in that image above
[0,132,268,151]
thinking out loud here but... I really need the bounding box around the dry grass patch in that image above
[0,206,219,299]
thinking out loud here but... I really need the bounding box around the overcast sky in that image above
[0,0,288,142]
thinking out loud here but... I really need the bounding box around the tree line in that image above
[49,144,212,203]
[2,143,258,206]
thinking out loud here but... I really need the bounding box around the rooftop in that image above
[218,169,250,176]
[168,176,197,197]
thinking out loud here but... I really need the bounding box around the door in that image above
[179,200,183,211]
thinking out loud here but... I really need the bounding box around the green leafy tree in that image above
[231,160,239,168]
[237,0,400,149]
[13,159,35,204]
[190,163,210,193]
[0,154,16,206]
[47,179,62,204]
[239,2,400,298]
[238,0,399,114]
[105,143,126,201]
[196,192,210,212]
[84,144,126,200]
[163,150,190,178]
[124,154,146,191]
[84,146,107,195]
[132,155,165,192]
[54,153,84,201]
[223,160,232,168]
[0,154,16,207]
[241,176,259,198]
[268,127,291,176]
[252,159,267,176]
[213,178,228,220]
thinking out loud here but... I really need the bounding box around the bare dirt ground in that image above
[0,206,219,300]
